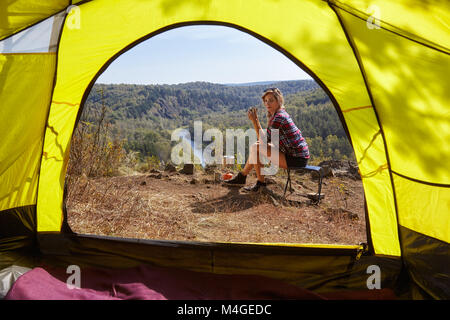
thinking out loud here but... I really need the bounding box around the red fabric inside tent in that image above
[4,264,397,300]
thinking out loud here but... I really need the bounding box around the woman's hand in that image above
[248,107,265,141]
[247,107,258,123]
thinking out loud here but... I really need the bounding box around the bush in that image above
[67,106,127,179]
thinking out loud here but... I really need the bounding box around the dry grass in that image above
[65,97,366,245]
[66,170,367,245]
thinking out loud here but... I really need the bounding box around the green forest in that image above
[78,80,355,169]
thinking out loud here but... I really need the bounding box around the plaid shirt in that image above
[267,109,310,158]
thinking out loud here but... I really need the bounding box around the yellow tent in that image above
[0,0,448,299]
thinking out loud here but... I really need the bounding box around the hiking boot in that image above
[223,172,247,186]
[243,180,267,192]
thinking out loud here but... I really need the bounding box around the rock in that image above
[324,207,359,221]
[164,163,177,172]
[204,164,218,174]
[331,169,348,177]
[295,180,311,190]
[311,165,333,179]
[317,160,361,180]
[213,172,222,183]
[265,177,276,185]
[307,193,325,201]
[346,212,359,221]
[190,178,197,185]
[179,163,194,175]
[319,160,343,169]
[321,166,334,178]
[148,173,162,179]
[340,208,359,220]
[348,162,361,180]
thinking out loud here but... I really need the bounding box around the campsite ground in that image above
[66,165,367,245]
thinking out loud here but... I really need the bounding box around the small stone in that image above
[164,163,177,172]
[179,163,194,175]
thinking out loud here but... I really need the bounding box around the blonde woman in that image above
[224,88,310,192]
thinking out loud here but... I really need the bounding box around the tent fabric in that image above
[0,234,408,299]
[338,0,450,50]
[0,0,448,299]
[0,53,56,211]
[0,0,68,41]
[31,234,406,296]
[0,7,63,212]
[399,226,450,300]
[0,206,36,251]
[4,265,325,300]
[0,265,32,299]
[4,264,398,300]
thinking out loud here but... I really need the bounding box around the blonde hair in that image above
[262,87,284,106]
[262,88,284,126]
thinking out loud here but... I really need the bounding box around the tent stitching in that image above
[328,0,450,54]
[34,9,70,234]
[392,171,450,188]
[329,3,402,257]
[0,4,71,42]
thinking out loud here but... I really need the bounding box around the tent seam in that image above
[327,0,450,55]
[35,8,70,235]
[0,3,71,43]
[391,171,450,188]
[328,3,403,258]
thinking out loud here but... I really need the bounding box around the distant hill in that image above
[79,80,354,162]
[85,80,319,122]
[224,80,301,87]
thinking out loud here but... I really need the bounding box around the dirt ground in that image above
[66,168,367,245]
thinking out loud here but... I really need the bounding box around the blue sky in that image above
[96,25,311,85]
